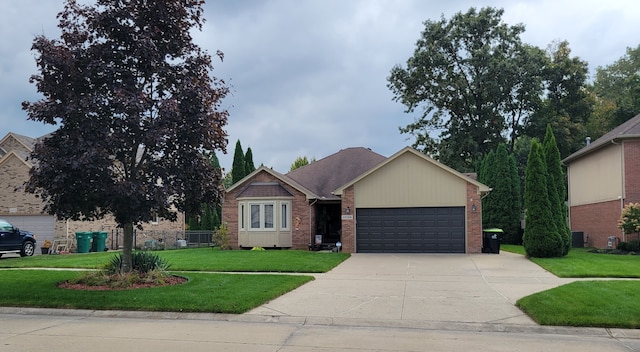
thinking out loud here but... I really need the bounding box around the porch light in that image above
[471,204,477,212]
[345,206,351,214]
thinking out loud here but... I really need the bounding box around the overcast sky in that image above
[1,0,638,172]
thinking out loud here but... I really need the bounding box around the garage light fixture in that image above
[471,204,477,212]
[345,206,351,214]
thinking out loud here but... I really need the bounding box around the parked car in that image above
[0,219,36,257]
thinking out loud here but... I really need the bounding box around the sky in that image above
[1,0,638,173]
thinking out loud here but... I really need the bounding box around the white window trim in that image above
[249,201,277,231]
[280,201,291,231]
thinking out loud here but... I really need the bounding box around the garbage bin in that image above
[482,228,503,254]
[75,232,92,253]
[91,231,108,252]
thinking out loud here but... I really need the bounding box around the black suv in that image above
[0,219,37,257]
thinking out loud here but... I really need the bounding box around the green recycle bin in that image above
[91,231,108,252]
[75,232,92,253]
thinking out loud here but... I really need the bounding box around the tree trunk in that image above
[121,222,134,273]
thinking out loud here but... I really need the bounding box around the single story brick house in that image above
[0,132,184,251]
[563,114,640,248]
[222,147,490,253]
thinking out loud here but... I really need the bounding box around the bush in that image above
[213,222,230,250]
[619,203,640,240]
[105,251,171,275]
[617,241,640,252]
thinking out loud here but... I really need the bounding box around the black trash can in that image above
[482,228,503,254]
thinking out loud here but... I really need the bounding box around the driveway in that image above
[247,252,575,325]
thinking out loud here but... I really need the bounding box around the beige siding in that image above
[354,152,466,208]
[568,144,623,206]
[236,198,293,248]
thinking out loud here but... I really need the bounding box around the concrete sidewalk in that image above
[2,252,640,351]
[247,252,574,325]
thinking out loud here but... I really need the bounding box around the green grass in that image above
[517,280,640,328]
[0,269,312,313]
[0,248,351,272]
[0,248,348,313]
[499,246,640,278]
[503,245,640,327]
[500,244,526,255]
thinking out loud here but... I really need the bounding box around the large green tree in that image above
[478,144,522,244]
[525,41,592,158]
[290,155,315,171]
[387,7,545,171]
[23,0,229,272]
[592,44,640,129]
[523,140,563,258]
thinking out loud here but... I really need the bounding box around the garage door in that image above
[356,207,465,253]
[2,215,55,247]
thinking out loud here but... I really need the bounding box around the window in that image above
[239,204,245,230]
[245,201,290,231]
[281,202,289,230]
[249,202,276,231]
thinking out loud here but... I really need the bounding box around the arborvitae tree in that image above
[507,152,523,243]
[479,150,496,226]
[231,140,246,184]
[543,125,571,255]
[479,145,522,243]
[244,147,256,174]
[523,140,563,257]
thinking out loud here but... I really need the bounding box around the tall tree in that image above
[244,147,256,174]
[479,144,522,244]
[23,0,229,272]
[387,7,545,171]
[592,44,640,128]
[523,140,563,258]
[543,125,571,255]
[231,139,246,184]
[290,155,315,171]
[525,41,592,158]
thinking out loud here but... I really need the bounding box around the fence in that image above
[109,229,215,250]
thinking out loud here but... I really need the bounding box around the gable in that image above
[567,143,623,206]
[0,133,34,156]
[353,151,468,207]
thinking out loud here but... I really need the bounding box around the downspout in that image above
[308,198,318,245]
[614,138,625,242]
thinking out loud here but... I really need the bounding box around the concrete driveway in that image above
[247,251,575,325]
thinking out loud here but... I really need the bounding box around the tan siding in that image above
[354,152,466,208]
[568,144,623,206]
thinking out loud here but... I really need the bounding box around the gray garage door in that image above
[356,207,465,253]
[2,215,55,248]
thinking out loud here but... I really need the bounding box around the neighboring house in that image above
[222,147,490,253]
[563,114,640,248]
[0,132,184,251]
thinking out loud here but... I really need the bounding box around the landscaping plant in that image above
[618,202,640,241]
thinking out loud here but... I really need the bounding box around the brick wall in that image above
[466,182,482,253]
[340,185,355,253]
[0,155,45,215]
[624,140,640,204]
[570,199,623,247]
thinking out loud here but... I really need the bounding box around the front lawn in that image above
[517,280,640,328]
[502,246,640,278]
[0,248,348,313]
[0,269,312,313]
[0,248,350,273]
[503,245,640,328]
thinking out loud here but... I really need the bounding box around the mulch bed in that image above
[58,275,188,291]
